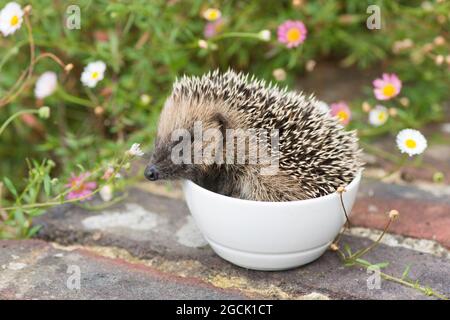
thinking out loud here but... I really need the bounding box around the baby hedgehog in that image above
[145,69,362,201]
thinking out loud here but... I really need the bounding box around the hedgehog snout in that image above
[144,164,159,181]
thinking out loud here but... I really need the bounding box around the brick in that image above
[352,179,450,249]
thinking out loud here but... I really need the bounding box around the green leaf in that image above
[25,208,45,217]
[26,225,42,238]
[372,262,389,269]
[344,244,352,256]
[355,258,371,266]
[3,177,18,198]
[13,209,25,226]
[402,265,411,280]
[43,175,51,196]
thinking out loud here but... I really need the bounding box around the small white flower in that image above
[368,105,389,126]
[80,61,106,88]
[258,29,271,41]
[315,101,330,114]
[0,2,24,37]
[396,129,427,157]
[203,8,221,21]
[127,143,144,157]
[99,185,113,202]
[34,72,57,99]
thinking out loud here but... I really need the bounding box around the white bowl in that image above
[182,172,362,271]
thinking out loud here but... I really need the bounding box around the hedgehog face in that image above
[145,97,229,183]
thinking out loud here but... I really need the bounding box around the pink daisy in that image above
[277,20,307,48]
[330,101,351,125]
[373,73,402,100]
[204,18,225,39]
[65,172,97,200]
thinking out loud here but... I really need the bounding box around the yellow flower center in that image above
[91,71,99,79]
[405,139,417,149]
[337,110,349,122]
[378,112,386,122]
[382,83,396,97]
[10,15,19,26]
[205,9,220,21]
[287,28,302,42]
[71,180,84,191]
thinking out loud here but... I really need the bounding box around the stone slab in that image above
[32,188,450,300]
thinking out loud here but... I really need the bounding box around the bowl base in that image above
[206,237,331,271]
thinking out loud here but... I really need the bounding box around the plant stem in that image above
[1,155,130,211]
[353,259,448,300]
[0,109,40,137]
[57,88,95,108]
[212,32,262,41]
[79,192,128,211]
[0,14,35,107]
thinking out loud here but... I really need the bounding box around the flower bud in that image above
[258,30,271,42]
[38,106,50,119]
[64,63,74,72]
[388,209,399,220]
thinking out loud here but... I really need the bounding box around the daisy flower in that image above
[204,18,225,38]
[396,129,427,157]
[330,101,351,125]
[203,8,221,21]
[368,105,389,126]
[34,72,57,99]
[277,20,307,48]
[373,73,402,100]
[81,61,106,88]
[0,2,24,36]
[127,143,144,157]
[65,172,97,200]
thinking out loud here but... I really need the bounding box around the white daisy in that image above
[0,2,24,37]
[34,72,57,99]
[368,105,389,126]
[127,143,144,157]
[396,129,427,157]
[258,30,271,41]
[203,8,221,21]
[80,61,106,88]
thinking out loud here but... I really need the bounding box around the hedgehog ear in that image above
[211,112,229,136]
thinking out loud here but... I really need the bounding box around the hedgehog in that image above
[144,69,362,201]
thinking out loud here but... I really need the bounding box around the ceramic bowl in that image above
[183,172,361,271]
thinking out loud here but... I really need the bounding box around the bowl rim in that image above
[183,170,362,207]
